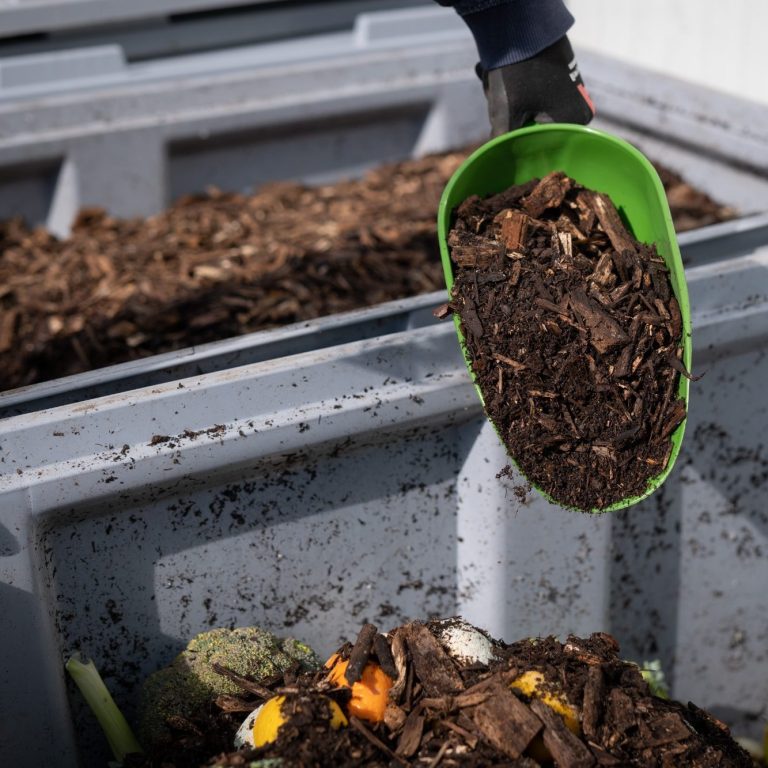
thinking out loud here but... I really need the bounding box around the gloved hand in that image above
[478,35,595,137]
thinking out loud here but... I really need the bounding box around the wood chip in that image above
[558,231,574,258]
[448,231,502,268]
[373,632,398,680]
[427,740,450,768]
[574,190,597,233]
[530,698,596,768]
[441,717,479,749]
[460,296,484,339]
[582,665,604,741]
[493,353,527,371]
[468,678,542,758]
[604,688,636,748]
[350,716,411,767]
[384,703,408,732]
[0,309,19,353]
[659,398,687,439]
[210,663,274,699]
[521,171,573,218]
[588,742,624,765]
[396,708,425,757]
[346,623,378,684]
[421,691,492,712]
[556,213,586,240]
[214,694,260,713]
[534,296,571,318]
[581,190,638,256]
[389,631,409,702]
[589,252,615,288]
[403,623,464,696]
[568,289,630,355]
[628,711,692,748]
[496,210,531,254]
[668,296,683,339]
[666,353,700,381]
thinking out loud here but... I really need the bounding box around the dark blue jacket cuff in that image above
[458,0,574,70]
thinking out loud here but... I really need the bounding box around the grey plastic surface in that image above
[1,6,768,767]
[0,45,125,88]
[0,0,428,63]
[2,238,768,767]
[0,6,766,237]
[0,7,485,236]
[0,0,267,37]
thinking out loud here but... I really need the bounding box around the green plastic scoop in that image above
[437,124,692,512]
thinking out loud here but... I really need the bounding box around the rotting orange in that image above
[325,653,393,723]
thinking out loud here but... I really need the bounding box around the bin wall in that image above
[0,7,766,236]
[1,7,768,767]
[2,240,768,766]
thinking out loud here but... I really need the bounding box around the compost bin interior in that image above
[2,141,765,768]
[37,320,768,768]
[0,147,735,393]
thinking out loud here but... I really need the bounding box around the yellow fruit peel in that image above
[253,694,347,748]
[253,695,287,748]
[327,698,348,730]
[511,670,580,734]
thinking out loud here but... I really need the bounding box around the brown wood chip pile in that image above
[654,165,737,232]
[0,149,735,392]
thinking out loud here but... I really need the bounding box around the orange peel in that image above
[325,653,393,723]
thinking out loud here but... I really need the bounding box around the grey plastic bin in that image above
[1,6,768,768]
[2,229,768,767]
[1,6,767,235]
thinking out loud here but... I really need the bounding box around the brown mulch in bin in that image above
[131,620,753,767]
[447,172,687,511]
[0,149,735,393]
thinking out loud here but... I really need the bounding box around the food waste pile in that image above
[111,620,752,768]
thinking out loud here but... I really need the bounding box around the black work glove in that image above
[478,35,595,137]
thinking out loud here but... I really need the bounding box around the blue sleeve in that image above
[436,0,574,70]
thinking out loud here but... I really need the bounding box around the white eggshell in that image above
[234,703,263,748]
[432,618,497,666]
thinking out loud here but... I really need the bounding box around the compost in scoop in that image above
[448,172,688,510]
